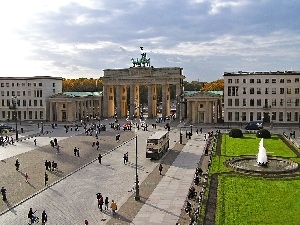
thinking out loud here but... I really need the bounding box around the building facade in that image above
[46,92,102,122]
[224,71,300,124]
[0,76,62,122]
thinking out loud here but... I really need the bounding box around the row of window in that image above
[227,98,300,107]
[1,110,43,120]
[1,90,43,98]
[228,87,300,96]
[227,111,299,122]
[228,78,300,84]
[1,99,43,107]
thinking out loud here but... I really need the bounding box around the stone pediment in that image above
[186,91,223,101]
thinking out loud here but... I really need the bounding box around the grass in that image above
[210,133,300,225]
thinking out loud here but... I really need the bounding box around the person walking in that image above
[15,158,20,171]
[1,187,7,201]
[98,195,104,211]
[104,196,109,211]
[44,172,48,186]
[110,200,117,215]
[96,141,100,150]
[45,160,49,170]
[125,152,129,163]
[123,153,127,164]
[159,164,163,175]
[98,154,102,164]
[74,147,77,156]
[28,208,37,224]
[34,139,37,146]
[41,210,48,225]
[77,148,80,157]
[25,172,29,183]
[84,219,89,225]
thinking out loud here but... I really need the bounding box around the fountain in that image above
[226,138,299,175]
[257,138,268,166]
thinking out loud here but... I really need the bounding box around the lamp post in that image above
[41,122,44,134]
[11,96,18,140]
[134,126,140,201]
[190,124,193,135]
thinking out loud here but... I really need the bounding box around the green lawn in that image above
[211,134,300,225]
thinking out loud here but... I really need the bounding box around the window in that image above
[228,79,232,83]
[240,112,245,121]
[6,83,9,87]
[2,111,5,119]
[33,82,37,87]
[63,103,66,108]
[17,91,20,96]
[287,112,291,121]
[243,99,246,106]
[287,99,291,106]
[272,79,276,83]
[29,100,31,107]
[280,88,284,94]
[1,99,4,106]
[235,79,239,83]
[235,112,239,121]
[23,91,26,96]
[250,88,254,94]
[53,83,56,87]
[257,112,262,120]
[1,91,4,96]
[272,99,276,106]
[28,91,31,97]
[295,78,299,83]
[12,91,15,96]
[265,79,269,83]
[265,88,269,94]
[295,112,299,122]
[228,99,232,106]
[39,83,42,86]
[7,91,9,96]
[280,99,284,106]
[272,88,276,94]
[287,88,291,94]
[228,112,232,121]
[53,89,56,93]
[23,111,26,120]
[28,83,31,87]
[257,79,261,83]
[0,83,4,87]
[250,112,253,121]
[250,99,254,106]
[12,83,14,87]
[280,79,284,83]
[40,100,43,106]
[235,99,239,106]
[29,111,32,119]
[7,99,10,107]
[243,79,246,83]
[22,83,25,87]
[40,111,43,119]
[257,99,261,106]
[295,99,299,106]
[243,87,246,94]
[257,88,261,94]
[279,112,283,121]
[250,79,254,83]
[34,100,38,106]
[40,90,42,97]
[23,100,26,107]
[272,112,276,121]
[295,88,300,94]
[35,111,38,119]
[287,79,291,83]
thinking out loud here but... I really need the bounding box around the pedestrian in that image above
[25,172,29,182]
[96,141,100,150]
[123,153,127,164]
[98,154,102,164]
[41,210,48,225]
[45,160,49,170]
[34,139,37,146]
[104,196,109,210]
[84,219,89,225]
[15,158,20,171]
[159,164,163,175]
[28,208,37,224]
[44,172,48,186]
[126,152,129,163]
[98,195,104,211]
[92,141,95,147]
[1,187,7,201]
[54,138,58,146]
[74,147,77,156]
[96,192,102,201]
[110,200,117,215]
[48,161,52,171]
[77,148,80,157]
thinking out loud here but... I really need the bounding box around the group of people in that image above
[96,193,117,215]
[92,140,100,150]
[44,160,58,171]
[0,135,14,146]
[28,208,47,225]
[123,152,129,164]
[73,147,80,157]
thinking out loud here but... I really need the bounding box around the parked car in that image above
[0,124,14,132]
[245,120,263,130]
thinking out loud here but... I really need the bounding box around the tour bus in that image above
[146,131,170,159]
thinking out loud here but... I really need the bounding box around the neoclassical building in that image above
[102,67,185,120]
[46,92,102,122]
[185,91,223,124]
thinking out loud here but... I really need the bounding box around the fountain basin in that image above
[226,157,299,174]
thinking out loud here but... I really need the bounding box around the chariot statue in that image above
[131,52,150,67]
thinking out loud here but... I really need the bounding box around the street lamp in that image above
[134,126,140,201]
[41,122,44,134]
[190,124,193,135]
[11,96,18,140]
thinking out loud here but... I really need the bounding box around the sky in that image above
[1,0,300,82]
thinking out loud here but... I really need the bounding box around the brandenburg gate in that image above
[102,53,185,120]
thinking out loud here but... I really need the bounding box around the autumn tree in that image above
[201,79,224,91]
[62,78,103,92]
